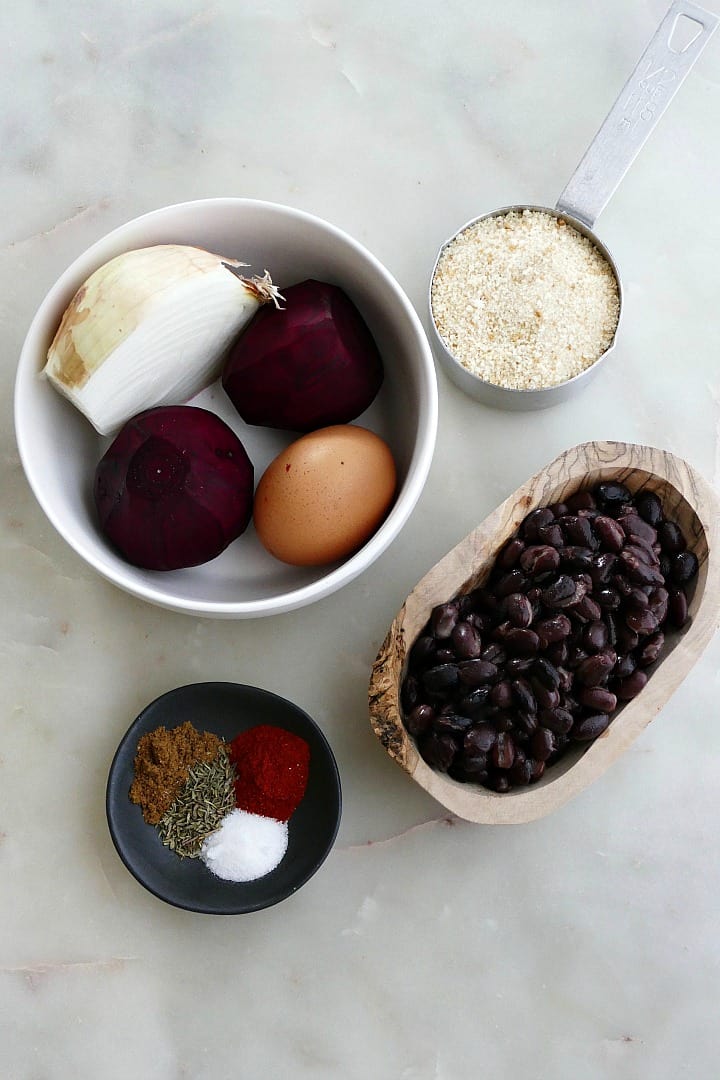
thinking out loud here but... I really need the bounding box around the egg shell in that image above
[254,425,397,566]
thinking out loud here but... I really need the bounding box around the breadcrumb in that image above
[431,210,619,391]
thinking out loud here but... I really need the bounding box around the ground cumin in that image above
[130,721,224,824]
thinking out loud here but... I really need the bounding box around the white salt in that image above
[200,809,288,882]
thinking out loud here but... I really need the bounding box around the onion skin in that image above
[222,279,384,432]
[94,406,254,571]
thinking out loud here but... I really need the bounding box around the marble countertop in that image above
[3,1,719,1076]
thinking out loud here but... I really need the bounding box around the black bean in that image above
[509,756,533,786]
[625,538,659,567]
[531,681,561,710]
[590,552,618,586]
[637,631,665,667]
[594,515,625,552]
[636,491,664,527]
[596,587,621,610]
[559,546,594,572]
[505,592,533,628]
[658,521,686,555]
[402,674,421,711]
[530,727,556,762]
[545,640,569,666]
[595,481,632,511]
[647,587,669,624]
[572,714,611,740]
[625,608,659,637]
[458,750,488,776]
[531,657,561,690]
[583,620,609,652]
[528,758,545,782]
[433,713,473,735]
[465,723,497,754]
[488,772,511,792]
[522,508,555,542]
[422,664,459,693]
[492,733,516,769]
[481,643,507,666]
[458,688,492,717]
[671,551,698,586]
[434,648,455,664]
[570,595,602,623]
[490,680,514,709]
[409,635,436,669]
[497,537,526,570]
[514,710,539,736]
[470,587,502,615]
[405,704,435,737]
[448,759,488,784]
[431,602,459,639]
[615,624,639,654]
[495,569,529,598]
[620,514,658,546]
[472,612,495,633]
[452,621,483,659]
[457,659,498,687]
[614,653,637,679]
[419,733,457,771]
[616,670,648,700]
[576,650,616,686]
[537,522,565,548]
[578,687,617,713]
[541,574,577,607]
[668,588,689,629]
[540,707,574,735]
[520,544,561,576]
[504,629,540,656]
[563,515,598,549]
[619,550,664,587]
[566,490,596,512]
[511,678,537,714]
[625,586,650,610]
[505,656,535,675]
[535,613,572,645]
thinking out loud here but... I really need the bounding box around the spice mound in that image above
[200,810,289,882]
[130,721,223,824]
[157,746,235,858]
[229,724,310,821]
[130,720,310,883]
[431,209,620,391]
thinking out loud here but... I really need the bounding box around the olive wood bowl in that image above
[368,441,720,824]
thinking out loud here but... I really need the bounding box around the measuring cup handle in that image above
[556,0,718,228]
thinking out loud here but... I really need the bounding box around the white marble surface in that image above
[2,1,720,1076]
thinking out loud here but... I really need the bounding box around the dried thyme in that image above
[157,746,236,858]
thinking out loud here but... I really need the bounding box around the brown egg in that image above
[254,425,397,566]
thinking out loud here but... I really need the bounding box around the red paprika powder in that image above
[229,725,310,822]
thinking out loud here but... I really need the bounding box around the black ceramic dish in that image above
[106,682,342,914]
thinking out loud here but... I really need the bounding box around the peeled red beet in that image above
[222,279,384,431]
[94,406,254,571]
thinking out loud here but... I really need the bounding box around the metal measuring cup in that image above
[429,0,718,410]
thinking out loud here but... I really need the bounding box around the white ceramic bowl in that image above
[14,199,438,618]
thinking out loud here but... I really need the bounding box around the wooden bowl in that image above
[369,442,720,824]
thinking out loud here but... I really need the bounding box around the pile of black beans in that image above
[401,481,698,792]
